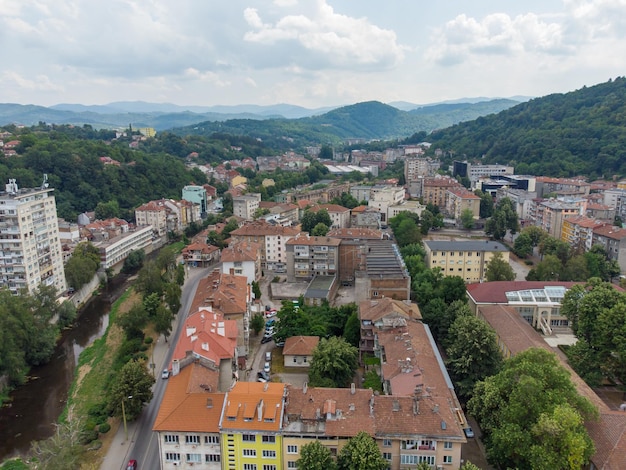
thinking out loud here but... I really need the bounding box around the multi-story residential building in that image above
[535,176,591,198]
[233,193,262,220]
[219,382,285,470]
[495,187,537,222]
[0,179,66,295]
[349,205,381,229]
[258,202,299,226]
[424,240,509,283]
[181,242,221,267]
[221,241,262,284]
[445,188,480,221]
[585,203,615,222]
[466,281,578,335]
[96,225,153,270]
[592,225,626,273]
[368,186,405,225]
[452,161,514,184]
[358,298,421,361]
[602,188,626,214]
[285,232,340,282]
[229,220,300,271]
[350,185,374,203]
[182,184,208,216]
[404,157,441,196]
[532,198,585,239]
[422,176,463,209]
[309,204,350,229]
[476,303,626,470]
[354,240,411,302]
[134,200,167,236]
[277,182,351,205]
[560,215,606,252]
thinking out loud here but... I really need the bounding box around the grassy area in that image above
[169,241,186,253]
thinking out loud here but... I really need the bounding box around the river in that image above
[0,275,131,461]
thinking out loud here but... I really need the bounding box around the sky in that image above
[1,0,625,109]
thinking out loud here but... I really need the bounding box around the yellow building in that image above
[137,127,156,137]
[220,382,285,470]
[230,174,248,189]
[424,240,509,283]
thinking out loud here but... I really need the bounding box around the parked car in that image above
[265,351,272,362]
[275,340,285,347]
[265,326,275,335]
[264,310,277,319]
[265,319,276,327]
[261,335,273,344]
[126,460,138,470]
[263,362,271,373]
[463,427,475,438]
[161,369,170,379]
[257,371,270,381]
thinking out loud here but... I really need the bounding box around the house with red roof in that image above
[282,336,319,368]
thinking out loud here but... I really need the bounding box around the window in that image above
[443,455,453,464]
[243,449,257,457]
[263,466,277,470]
[263,450,276,458]
[164,434,179,444]
[262,435,276,443]
[165,452,180,462]
[287,445,298,454]
[205,435,220,444]
[244,465,257,470]
[205,454,221,462]
[444,441,453,449]
[185,435,200,445]
[383,452,392,460]
[288,462,298,468]
[243,434,256,442]
[383,439,391,447]
[186,453,202,463]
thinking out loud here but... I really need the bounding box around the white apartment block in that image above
[233,193,261,220]
[96,226,153,269]
[369,186,405,224]
[0,180,66,295]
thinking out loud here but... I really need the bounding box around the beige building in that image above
[233,193,261,220]
[135,200,168,236]
[424,240,509,283]
[282,335,319,368]
[285,232,340,282]
[422,176,463,208]
[445,188,480,221]
[312,203,351,229]
[220,240,261,284]
[368,186,405,225]
[533,199,586,239]
[0,180,66,295]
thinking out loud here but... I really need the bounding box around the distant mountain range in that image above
[0,98,522,134]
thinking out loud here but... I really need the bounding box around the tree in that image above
[343,311,361,347]
[297,440,337,470]
[164,282,182,314]
[251,281,262,300]
[420,298,448,340]
[94,199,120,220]
[117,302,149,340]
[122,249,145,274]
[476,190,494,219]
[337,431,387,470]
[485,198,519,240]
[485,252,516,281]
[154,305,174,342]
[468,348,597,470]
[108,359,155,421]
[460,463,482,470]
[513,232,533,258]
[251,314,265,335]
[311,222,329,236]
[526,254,562,281]
[460,208,475,229]
[446,315,503,398]
[135,261,165,296]
[309,336,358,388]
[30,418,86,470]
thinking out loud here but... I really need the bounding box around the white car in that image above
[161,369,170,379]
[263,362,271,373]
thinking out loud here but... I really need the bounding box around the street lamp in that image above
[122,395,133,442]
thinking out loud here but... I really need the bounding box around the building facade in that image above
[285,233,340,282]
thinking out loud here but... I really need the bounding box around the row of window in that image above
[165,452,220,463]
[243,449,277,458]
[432,251,483,256]
[242,434,276,443]
[243,465,277,470]
[164,434,220,444]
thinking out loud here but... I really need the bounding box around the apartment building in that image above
[135,198,201,237]
[535,176,591,198]
[387,200,424,221]
[452,161,514,184]
[96,225,153,270]
[422,177,463,209]
[495,187,537,221]
[219,382,285,470]
[560,215,606,251]
[445,188,480,221]
[285,233,340,282]
[233,193,262,220]
[592,225,626,273]
[0,180,66,295]
[532,199,586,239]
[182,184,208,216]
[181,242,221,267]
[310,204,350,229]
[424,240,509,283]
[229,220,300,271]
[221,241,262,284]
[368,186,405,224]
[349,205,381,229]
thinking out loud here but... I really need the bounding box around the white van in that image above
[265,351,272,362]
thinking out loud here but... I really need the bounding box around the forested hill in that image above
[424,77,626,179]
[173,99,518,147]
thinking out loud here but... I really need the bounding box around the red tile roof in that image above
[466,281,580,304]
[283,336,319,356]
[220,382,285,432]
[593,225,626,240]
[358,298,421,322]
[220,241,261,263]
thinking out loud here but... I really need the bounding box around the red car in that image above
[126,460,138,470]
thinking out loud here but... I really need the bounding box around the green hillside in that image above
[424,77,626,179]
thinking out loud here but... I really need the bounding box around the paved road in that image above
[101,264,214,470]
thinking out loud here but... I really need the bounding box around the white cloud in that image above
[243,0,406,70]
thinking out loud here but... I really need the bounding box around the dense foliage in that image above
[308,336,358,388]
[423,77,626,179]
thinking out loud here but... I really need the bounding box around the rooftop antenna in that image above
[41,174,49,189]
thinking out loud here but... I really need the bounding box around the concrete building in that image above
[233,193,261,220]
[445,188,480,221]
[327,228,384,285]
[96,225,153,270]
[560,215,606,252]
[285,232,340,282]
[354,240,411,302]
[535,176,591,198]
[135,200,168,237]
[532,198,586,239]
[495,188,537,222]
[424,240,509,283]
[181,242,221,267]
[0,179,66,295]
[453,161,514,184]
[350,205,381,229]
[478,175,536,197]
[310,203,351,229]
[368,186,405,225]
[220,241,262,284]
[592,225,626,273]
[422,176,463,209]
[182,184,208,216]
[387,200,424,221]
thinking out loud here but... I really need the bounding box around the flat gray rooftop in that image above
[424,240,508,252]
[365,240,408,278]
